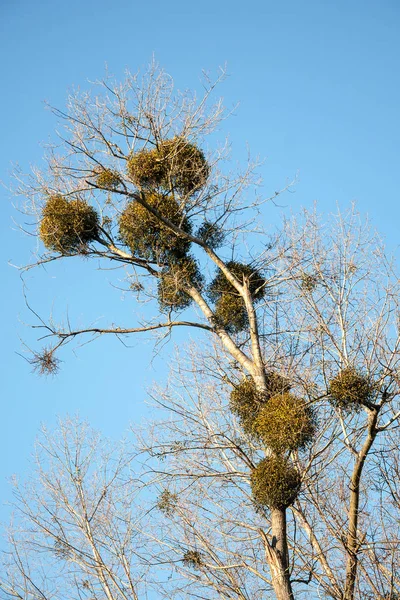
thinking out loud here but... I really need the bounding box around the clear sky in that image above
[1,0,399,526]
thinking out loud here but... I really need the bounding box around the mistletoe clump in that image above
[156,489,178,516]
[196,221,225,249]
[230,376,264,434]
[213,293,249,333]
[209,262,267,334]
[39,194,99,254]
[209,261,266,302]
[157,257,203,310]
[264,370,291,397]
[162,137,210,195]
[119,193,192,262]
[329,367,375,410]
[127,137,209,196]
[230,372,291,435]
[182,550,204,570]
[94,168,121,189]
[254,393,316,453]
[127,146,165,188]
[300,272,319,293]
[251,456,301,509]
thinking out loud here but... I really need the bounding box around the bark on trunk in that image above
[260,508,294,600]
[343,410,378,600]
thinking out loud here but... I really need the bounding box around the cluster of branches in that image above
[4,62,400,600]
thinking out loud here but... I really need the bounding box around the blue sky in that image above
[1,0,399,524]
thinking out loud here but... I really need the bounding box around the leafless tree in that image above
[9,60,400,600]
[1,418,152,600]
[135,208,400,600]
[12,59,299,599]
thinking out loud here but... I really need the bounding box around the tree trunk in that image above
[261,508,294,600]
[343,410,378,600]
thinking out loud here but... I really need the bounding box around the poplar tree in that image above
[7,63,400,600]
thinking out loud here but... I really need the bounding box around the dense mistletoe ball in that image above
[230,373,292,435]
[254,393,316,453]
[230,376,264,434]
[300,272,318,293]
[156,490,178,516]
[264,370,292,397]
[162,137,210,195]
[208,261,267,303]
[213,294,249,333]
[119,193,192,262]
[251,456,301,509]
[329,367,374,410]
[127,137,209,196]
[182,550,203,570]
[94,168,121,189]
[196,221,225,249]
[127,147,165,188]
[39,194,99,254]
[158,257,203,310]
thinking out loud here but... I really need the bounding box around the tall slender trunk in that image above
[343,409,378,600]
[260,508,294,600]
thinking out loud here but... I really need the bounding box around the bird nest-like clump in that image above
[182,550,204,570]
[94,168,121,189]
[213,293,249,333]
[39,194,99,254]
[251,456,301,509]
[254,393,316,453]
[209,261,266,302]
[264,370,292,397]
[158,257,203,310]
[29,346,61,376]
[329,367,375,411]
[127,137,210,196]
[230,372,290,435]
[209,262,267,334]
[300,272,319,293]
[196,221,225,249]
[156,489,178,516]
[230,376,265,434]
[127,147,165,188]
[119,193,192,262]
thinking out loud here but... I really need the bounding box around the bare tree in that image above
[1,418,152,600]
[9,61,400,600]
[12,60,300,599]
[128,209,400,600]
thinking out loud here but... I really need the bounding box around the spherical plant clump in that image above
[213,294,248,333]
[157,257,203,310]
[39,194,99,254]
[251,456,301,509]
[127,137,210,196]
[156,489,178,516]
[230,376,266,434]
[94,168,121,189]
[196,221,225,249]
[182,550,204,570]
[162,137,210,195]
[264,370,292,397]
[127,147,165,188]
[208,261,267,303]
[119,193,192,262]
[301,272,318,293]
[230,372,292,435]
[254,393,316,453]
[329,367,375,411]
